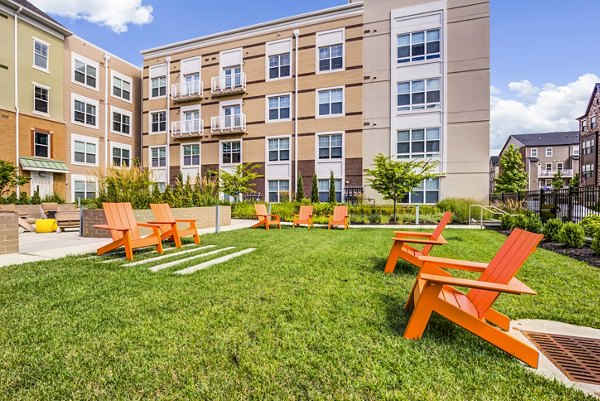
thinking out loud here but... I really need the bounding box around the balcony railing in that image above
[171,119,204,138]
[211,114,246,133]
[171,80,203,102]
[538,168,574,178]
[211,73,246,96]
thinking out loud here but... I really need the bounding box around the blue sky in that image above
[32,0,600,152]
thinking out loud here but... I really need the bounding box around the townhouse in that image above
[578,83,600,186]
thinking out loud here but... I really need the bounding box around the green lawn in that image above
[0,228,599,400]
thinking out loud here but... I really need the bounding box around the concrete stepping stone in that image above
[150,247,236,272]
[174,248,256,275]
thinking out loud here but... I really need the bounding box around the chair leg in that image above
[384,243,403,274]
[97,238,123,256]
[484,308,511,332]
[405,280,418,310]
[403,284,440,339]
[172,228,182,248]
[193,232,200,244]
[123,232,134,261]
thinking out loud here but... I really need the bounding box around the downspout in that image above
[14,6,23,199]
[103,54,110,169]
[293,29,300,199]
[165,56,171,185]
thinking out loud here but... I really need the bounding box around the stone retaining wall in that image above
[82,206,231,238]
[0,213,19,255]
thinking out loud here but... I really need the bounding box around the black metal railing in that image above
[344,186,364,205]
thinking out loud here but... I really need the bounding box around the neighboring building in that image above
[578,83,600,187]
[140,0,490,204]
[489,155,499,194]
[498,132,580,191]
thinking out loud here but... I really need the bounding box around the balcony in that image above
[210,73,246,96]
[211,114,246,134]
[171,119,204,138]
[538,168,574,178]
[171,80,203,103]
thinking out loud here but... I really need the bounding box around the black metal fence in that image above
[490,186,600,222]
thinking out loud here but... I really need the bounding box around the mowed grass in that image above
[0,228,599,400]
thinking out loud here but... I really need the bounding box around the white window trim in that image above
[111,70,133,103]
[32,82,50,116]
[32,36,50,73]
[71,174,97,201]
[546,147,553,157]
[71,93,99,129]
[71,52,99,91]
[70,134,99,167]
[149,109,168,134]
[265,38,292,82]
[572,145,580,156]
[149,63,168,99]
[394,127,442,162]
[396,77,442,114]
[110,141,132,167]
[265,92,292,123]
[315,28,345,75]
[265,134,292,165]
[149,145,167,169]
[315,86,345,119]
[33,131,51,159]
[219,139,243,167]
[267,179,291,203]
[396,27,442,66]
[180,142,202,168]
[315,131,346,162]
[110,105,133,137]
[530,148,538,157]
[557,162,564,171]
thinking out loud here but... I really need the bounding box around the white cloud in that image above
[29,0,153,33]
[491,73,598,154]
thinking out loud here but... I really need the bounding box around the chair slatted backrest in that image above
[298,206,313,220]
[41,203,58,213]
[103,203,140,241]
[467,229,543,318]
[150,204,176,234]
[422,212,452,255]
[333,205,348,222]
[255,204,268,217]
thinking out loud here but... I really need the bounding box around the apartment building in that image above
[141,0,490,204]
[498,132,580,191]
[578,83,600,187]
[63,35,141,202]
[489,155,499,194]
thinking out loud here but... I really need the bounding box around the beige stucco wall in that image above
[0,10,15,111]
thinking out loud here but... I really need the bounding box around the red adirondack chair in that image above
[252,204,281,230]
[149,203,200,247]
[293,205,314,229]
[328,205,349,230]
[403,229,543,368]
[384,212,452,273]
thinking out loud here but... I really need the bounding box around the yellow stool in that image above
[35,219,58,233]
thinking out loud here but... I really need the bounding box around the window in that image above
[582,120,587,132]
[397,78,441,111]
[544,179,552,187]
[268,180,290,203]
[182,109,200,133]
[34,132,49,158]
[151,147,167,168]
[73,57,97,88]
[112,145,131,167]
[73,180,96,200]
[222,141,241,164]
[404,178,439,204]
[73,137,97,165]
[397,128,440,159]
[33,85,49,114]
[583,164,595,178]
[546,147,553,157]
[182,144,200,166]
[268,53,290,79]
[573,145,580,156]
[397,29,441,64]
[267,95,291,121]
[113,75,131,101]
[222,104,242,129]
[319,44,343,72]
[151,75,166,98]
[73,97,97,126]
[557,162,564,172]
[593,117,597,130]
[545,162,552,172]
[112,109,131,135]
[33,38,48,71]
[268,138,290,162]
[582,139,595,155]
[182,73,200,96]
[318,178,342,202]
[150,111,166,133]
[530,148,538,157]
[223,66,242,89]
[318,134,342,159]
[318,88,344,116]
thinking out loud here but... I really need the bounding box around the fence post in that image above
[415,205,420,225]
[568,187,574,222]
[215,204,221,233]
[539,189,545,216]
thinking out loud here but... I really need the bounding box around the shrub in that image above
[591,232,600,255]
[542,219,563,242]
[500,214,515,231]
[367,213,380,224]
[512,214,529,230]
[559,223,585,249]
[436,197,486,223]
[525,214,543,234]
[580,215,600,237]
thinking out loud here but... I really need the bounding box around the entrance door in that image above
[223,66,241,89]
[30,172,54,197]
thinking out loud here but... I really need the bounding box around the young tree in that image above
[219,163,263,202]
[366,154,440,223]
[328,171,336,203]
[551,170,564,191]
[0,160,29,198]
[569,173,580,189]
[296,175,304,201]
[494,144,528,193]
[311,174,319,203]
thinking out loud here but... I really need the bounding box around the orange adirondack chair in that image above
[384,212,452,274]
[293,206,314,228]
[403,228,543,368]
[252,204,281,230]
[149,203,200,247]
[95,202,164,261]
[328,205,349,230]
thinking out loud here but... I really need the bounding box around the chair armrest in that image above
[394,231,432,238]
[417,255,488,272]
[138,222,169,229]
[392,237,447,245]
[146,221,177,225]
[420,274,536,295]
[175,219,196,224]
[94,224,130,232]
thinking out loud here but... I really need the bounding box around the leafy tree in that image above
[328,171,336,203]
[0,160,29,198]
[551,170,564,190]
[296,175,304,201]
[366,154,440,223]
[219,163,262,202]
[311,174,319,203]
[569,173,580,189]
[495,144,528,193]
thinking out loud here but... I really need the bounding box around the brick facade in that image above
[579,85,600,186]
[345,157,363,187]
[0,213,19,255]
[298,160,316,198]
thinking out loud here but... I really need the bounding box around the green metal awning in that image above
[19,157,69,174]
